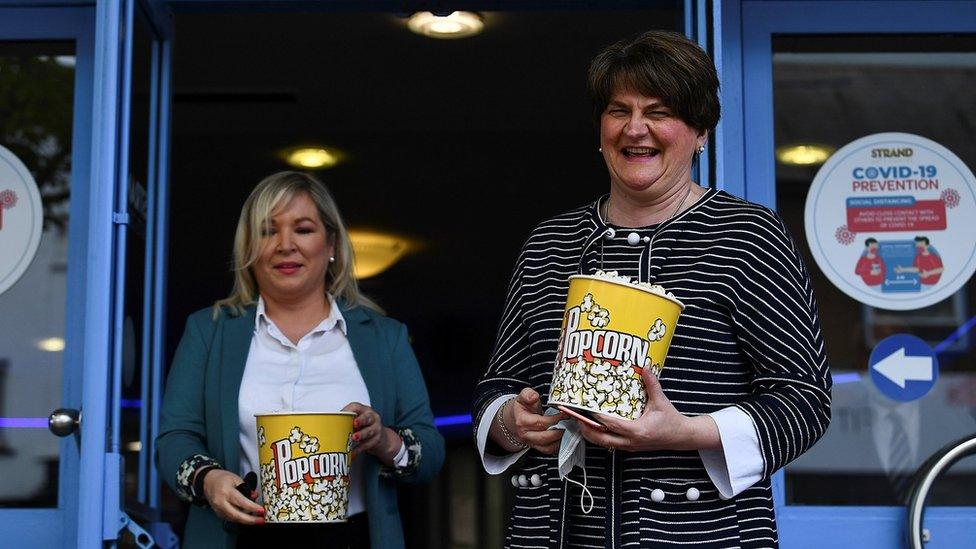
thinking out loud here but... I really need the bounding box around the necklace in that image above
[604,184,695,227]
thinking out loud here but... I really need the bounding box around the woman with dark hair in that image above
[473,31,830,547]
[157,171,444,548]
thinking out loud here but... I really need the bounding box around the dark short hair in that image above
[865,238,878,246]
[914,236,930,245]
[587,30,720,134]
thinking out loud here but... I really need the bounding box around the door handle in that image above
[48,408,81,437]
[906,432,976,548]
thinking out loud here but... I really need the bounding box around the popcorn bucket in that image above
[548,274,684,422]
[255,412,355,523]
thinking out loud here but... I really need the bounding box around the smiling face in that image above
[600,88,705,200]
[251,192,334,304]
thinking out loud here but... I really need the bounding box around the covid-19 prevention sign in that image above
[805,133,976,311]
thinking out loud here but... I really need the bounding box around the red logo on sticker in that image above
[0,189,17,231]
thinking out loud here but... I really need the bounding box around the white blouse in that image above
[238,296,371,515]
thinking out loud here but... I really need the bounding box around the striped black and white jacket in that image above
[473,189,831,548]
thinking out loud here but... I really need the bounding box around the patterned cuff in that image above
[380,428,422,479]
[176,454,222,505]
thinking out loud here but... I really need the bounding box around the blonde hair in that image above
[213,171,380,317]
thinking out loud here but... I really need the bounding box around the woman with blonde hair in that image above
[157,171,444,548]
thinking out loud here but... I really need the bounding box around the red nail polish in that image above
[256,518,266,525]
[353,432,360,441]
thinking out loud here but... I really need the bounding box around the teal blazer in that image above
[156,302,445,549]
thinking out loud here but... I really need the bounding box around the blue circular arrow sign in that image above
[869,334,939,402]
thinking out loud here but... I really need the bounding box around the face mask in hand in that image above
[547,408,595,513]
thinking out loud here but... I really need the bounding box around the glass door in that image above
[0,1,172,547]
[0,6,96,549]
[735,1,976,547]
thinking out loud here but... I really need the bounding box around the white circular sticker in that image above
[0,144,44,297]
[805,133,976,311]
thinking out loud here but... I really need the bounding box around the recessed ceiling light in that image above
[37,337,65,352]
[285,147,341,169]
[407,12,484,39]
[776,144,835,166]
[348,230,414,279]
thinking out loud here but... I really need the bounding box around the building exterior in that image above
[1,1,974,547]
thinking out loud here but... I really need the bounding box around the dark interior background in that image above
[164,7,681,545]
[166,7,681,421]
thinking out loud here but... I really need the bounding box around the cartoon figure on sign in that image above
[895,236,944,287]
[855,237,886,287]
[0,189,17,230]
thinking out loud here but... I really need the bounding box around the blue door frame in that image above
[0,6,94,548]
[0,1,172,547]
[716,1,976,547]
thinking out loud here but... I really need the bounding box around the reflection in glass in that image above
[0,42,75,507]
[773,35,976,506]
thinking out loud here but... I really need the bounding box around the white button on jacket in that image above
[686,487,700,501]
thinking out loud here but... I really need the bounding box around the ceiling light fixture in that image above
[348,230,414,279]
[285,147,341,169]
[776,144,835,166]
[407,12,484,39]
[37,337,65,352]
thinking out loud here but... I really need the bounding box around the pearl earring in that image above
[598,147,603,152]
[329,256,335,263]
[697,145,706,154]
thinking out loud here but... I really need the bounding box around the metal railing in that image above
[906,433,976,548]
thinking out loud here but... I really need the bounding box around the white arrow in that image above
[873,347,933,388]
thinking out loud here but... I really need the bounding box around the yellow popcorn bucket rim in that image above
[568,274,685,310]
[254,411,357,418]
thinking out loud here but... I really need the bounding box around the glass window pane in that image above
[0,41,75,508]
[773,34,976,506]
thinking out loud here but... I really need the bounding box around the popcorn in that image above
[258,426,266,447]
[289,426,303,443]
[550,353,647,420]
[299,436,320,454]
[593,270,676,299]
[647,318,667,342]
[259,425,349,522]
[587,305,610,328]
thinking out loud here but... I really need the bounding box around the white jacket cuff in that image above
[477,394,528,475]
[699,406,764,499]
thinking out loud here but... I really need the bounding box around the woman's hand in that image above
[578,368,720,452]
[342,402,403,466]
[494,388,565,455]
[201,469,265,525]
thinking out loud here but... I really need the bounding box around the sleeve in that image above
[472,243,536,449]
[380,323,445,483]
[729,211,832,480]
[699,406,764,499]
[476,394,528,474]
[155,314,222,503]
